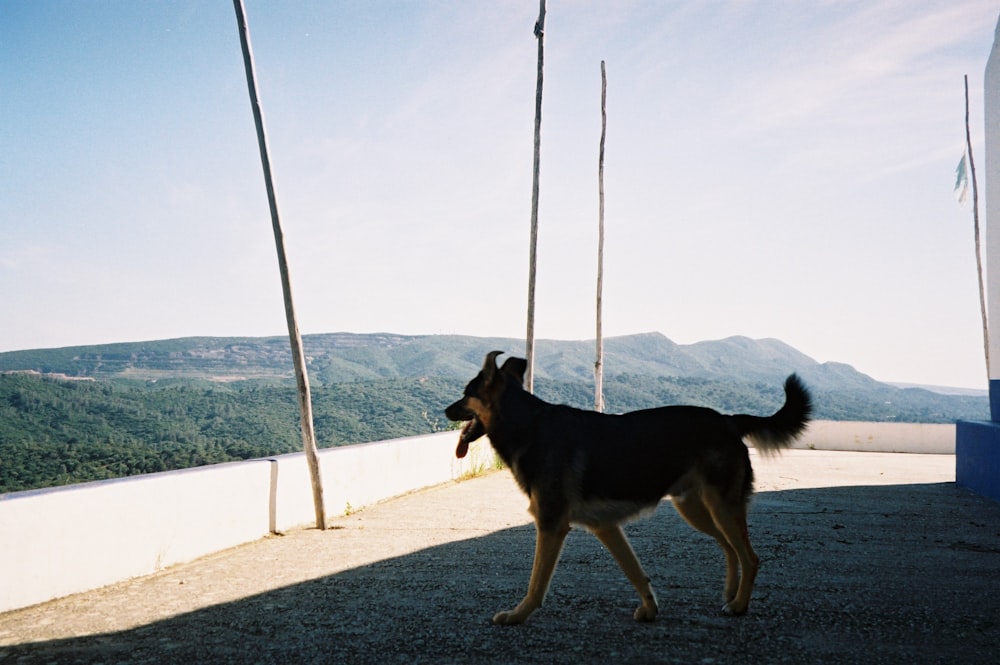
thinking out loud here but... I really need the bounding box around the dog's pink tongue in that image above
[455,421,473,458]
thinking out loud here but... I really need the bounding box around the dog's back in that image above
[494,374,811,507]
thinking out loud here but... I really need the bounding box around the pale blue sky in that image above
[1,1,997,388]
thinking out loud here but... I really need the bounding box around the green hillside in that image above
[0,373,464,492]
[0,332,988,493]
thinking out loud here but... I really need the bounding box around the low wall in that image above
[0,421,954,614]
[795,420,955,454]
[0,458,273,615]
[0,430,493,614]
[269,431,497,532]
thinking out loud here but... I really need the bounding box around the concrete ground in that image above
[1,449,998,664]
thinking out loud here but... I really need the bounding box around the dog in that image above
[445,351,812,625]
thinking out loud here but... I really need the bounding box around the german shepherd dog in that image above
[445,351,812,625]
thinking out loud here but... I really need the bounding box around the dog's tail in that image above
[731,374,812,455]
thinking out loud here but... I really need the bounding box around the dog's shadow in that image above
[5,483,1000,664]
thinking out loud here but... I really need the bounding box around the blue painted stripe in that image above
[991,380,1000,422]
[956,420,1000,503]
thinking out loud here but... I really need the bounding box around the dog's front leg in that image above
[591,525,659,621]
[493,522,570,625]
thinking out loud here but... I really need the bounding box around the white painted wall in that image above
[794,420,955,454]
[985,19,1000,380]
[0,459,273,614]
[0,423,952,614]
[270,431,497,532]
[0,431,493,614]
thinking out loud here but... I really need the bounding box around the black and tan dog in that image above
[445,351,812,625]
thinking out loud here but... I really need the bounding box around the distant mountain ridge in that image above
[0,331,949,395]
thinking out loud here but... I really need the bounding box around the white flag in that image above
[955,153,969,205]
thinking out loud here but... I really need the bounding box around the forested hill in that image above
[0,332,987,492]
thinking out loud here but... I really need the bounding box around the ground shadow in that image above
[4,482,1000,664]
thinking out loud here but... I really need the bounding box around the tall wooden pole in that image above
[233,0,326,530]
[965,74,989,378]
[595,61,607,412]
[525,0,546,393]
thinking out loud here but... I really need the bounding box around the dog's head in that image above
[445,350,527,458]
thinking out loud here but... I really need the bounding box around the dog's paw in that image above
[721,600,749,617]
[492,609,528,626]
[633,604,658,622]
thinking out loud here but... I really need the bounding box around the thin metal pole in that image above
[525,0,546,393]
[233,0,326,530]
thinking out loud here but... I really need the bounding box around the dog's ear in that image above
[481,350,504,383]
[499,357,528,383]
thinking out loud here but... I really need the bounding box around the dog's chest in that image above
[568,498,658,528]
[566,449,660,526]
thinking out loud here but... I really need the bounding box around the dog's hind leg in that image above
[672,494,740,605]
[493,521,570,625]
[701,488,759,616]
[591,525,659,621]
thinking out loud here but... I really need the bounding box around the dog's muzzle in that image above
[445,400,485,458]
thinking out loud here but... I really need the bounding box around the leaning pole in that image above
[595,60,607,412]
[233,0,326,529]
[525,0,546,393]
[956,13,1000,503]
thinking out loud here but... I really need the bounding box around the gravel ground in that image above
[1,450,998,664]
